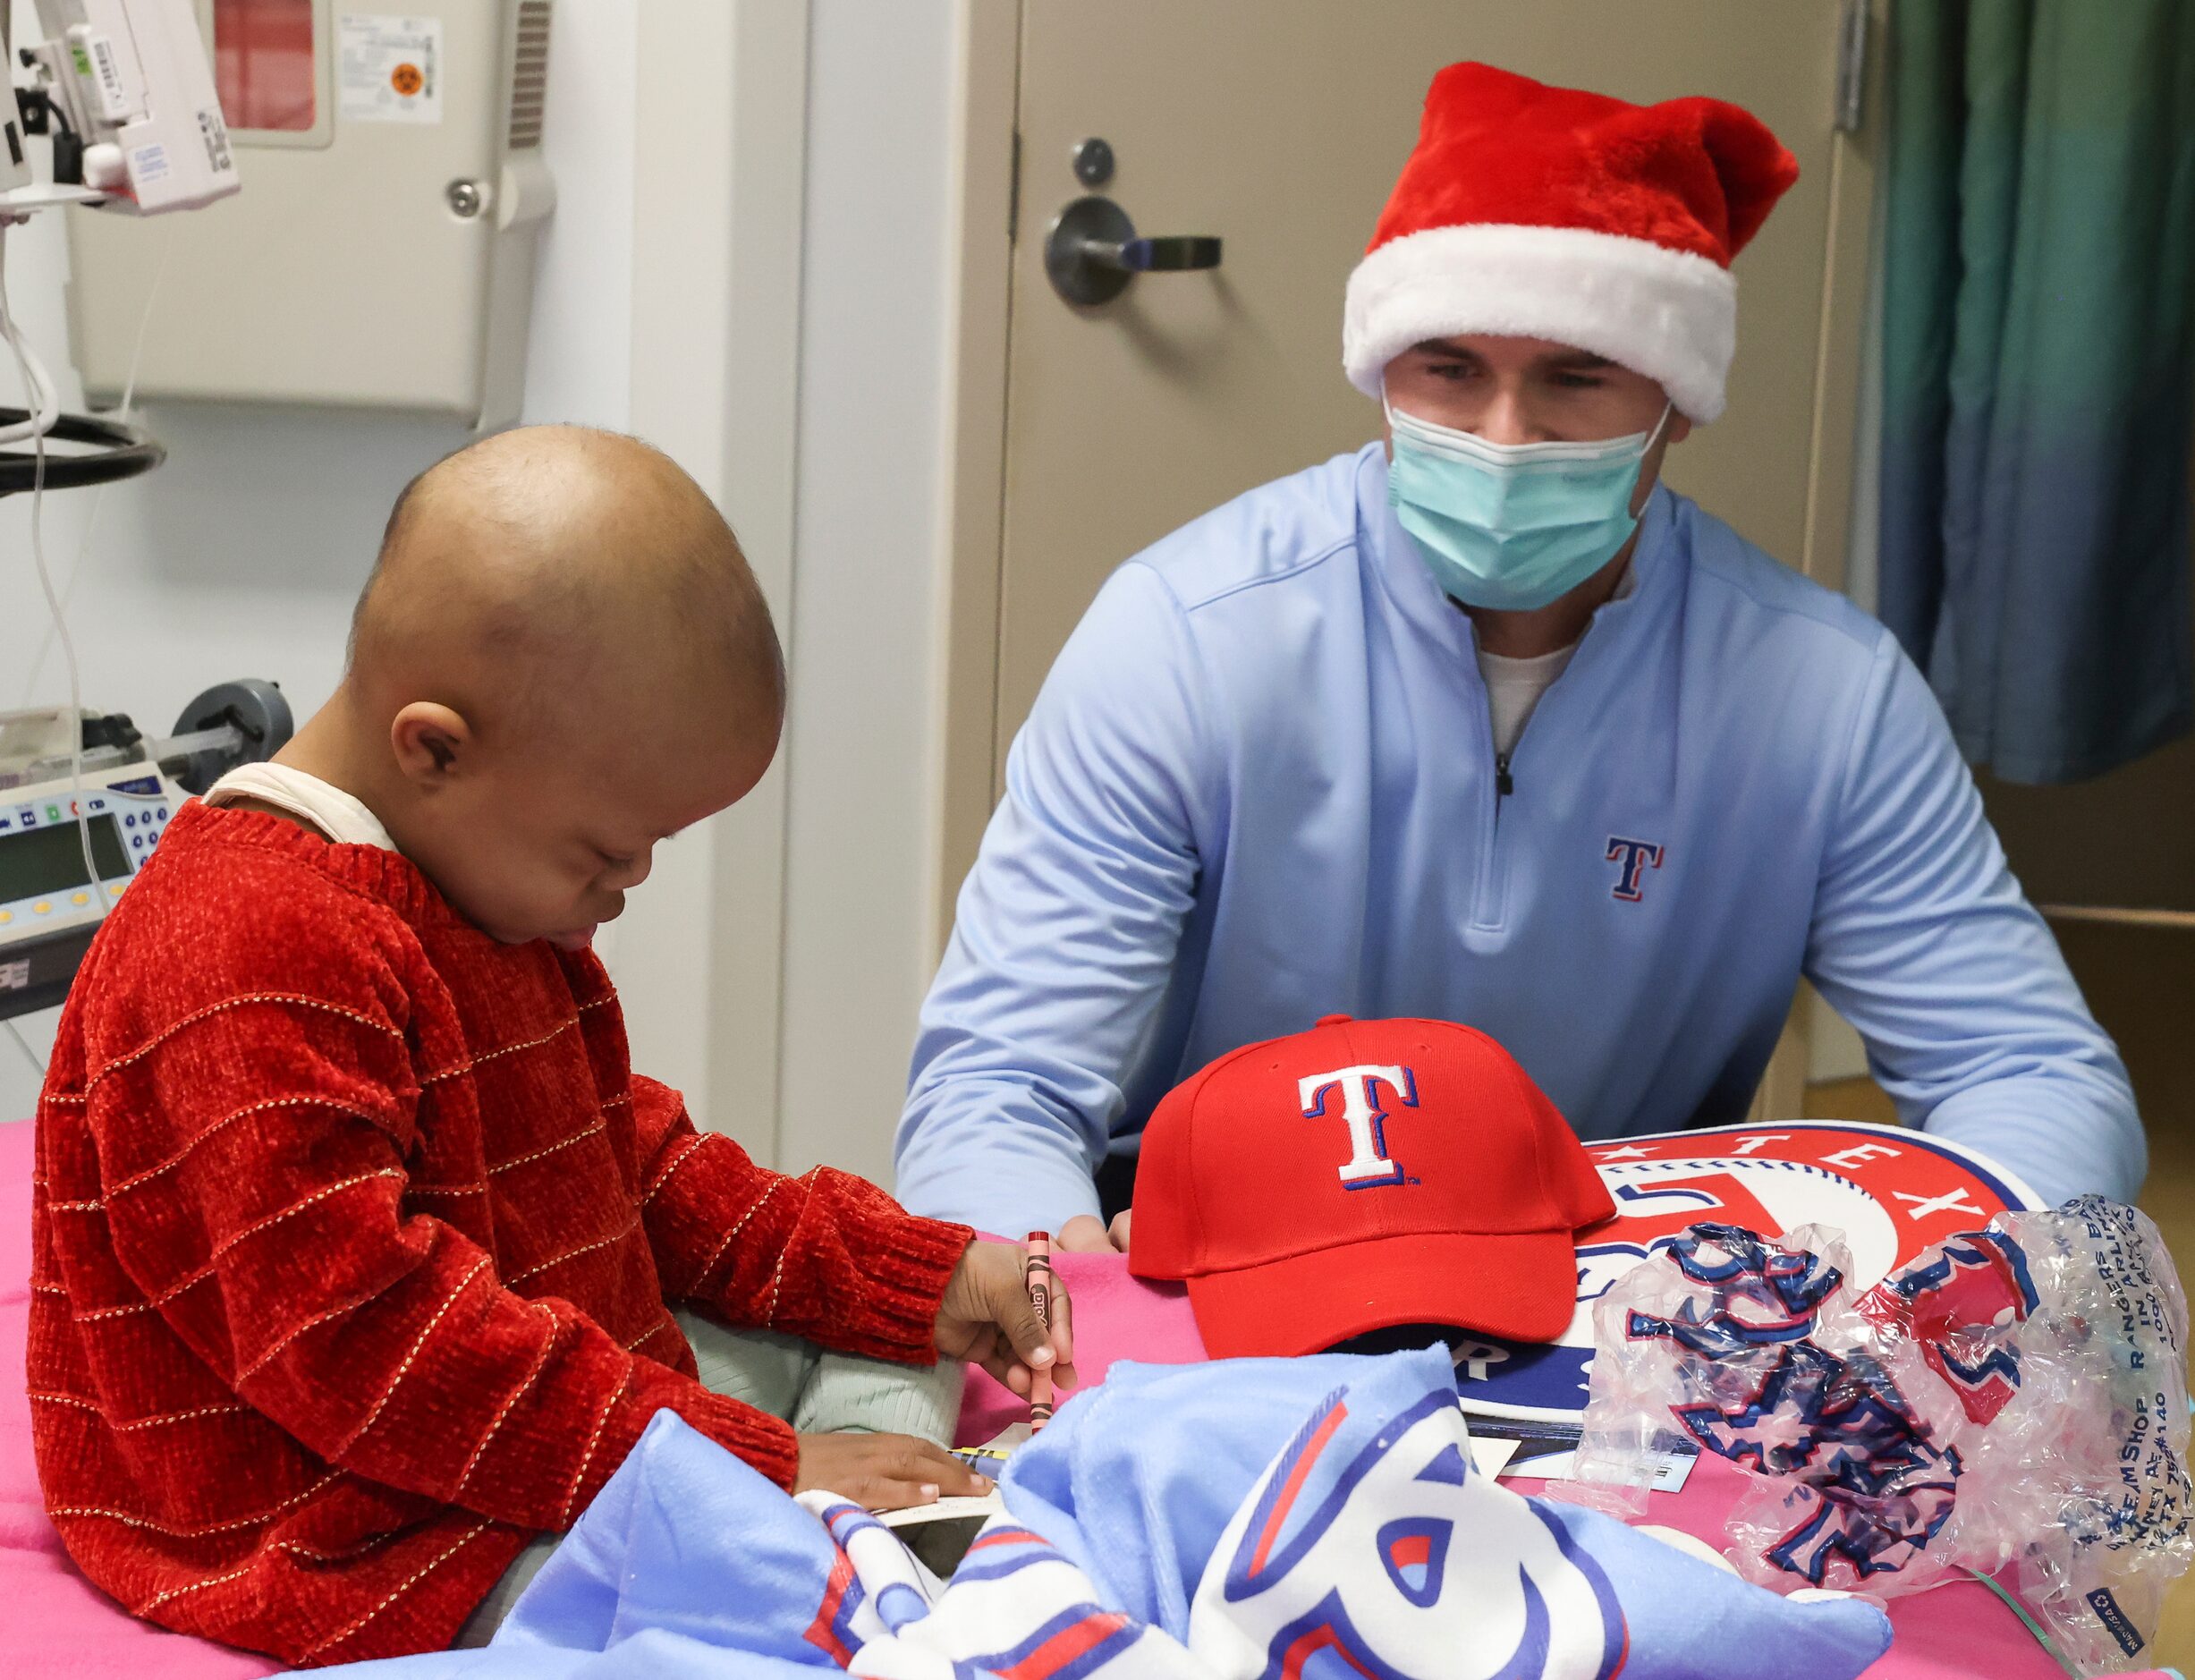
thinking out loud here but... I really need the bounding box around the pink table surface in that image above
[1,1120,278,1677]
[959,1245,2173,1680]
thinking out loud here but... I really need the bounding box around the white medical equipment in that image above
[0,682,292,1019]
[60,1,554,430]
[4,0,242,214]
[0,0,241,491]
[0,0,275,1037]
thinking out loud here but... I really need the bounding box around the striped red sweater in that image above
[28,801,972,1664]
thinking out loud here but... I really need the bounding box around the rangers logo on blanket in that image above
[1190,1385,1630,1680]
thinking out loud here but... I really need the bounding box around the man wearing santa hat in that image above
[895,64,2141,1247]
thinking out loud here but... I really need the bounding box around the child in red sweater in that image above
[28,427,1072,1665]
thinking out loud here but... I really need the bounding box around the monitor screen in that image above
[0,816,131,904]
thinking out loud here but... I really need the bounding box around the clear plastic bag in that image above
[1567,1198,2191,1675]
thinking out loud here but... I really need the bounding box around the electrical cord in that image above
[0,217,108,916]
[17,222,171,707]
[0,256,56,446]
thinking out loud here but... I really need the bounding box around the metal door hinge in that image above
[1835,0,1869,133]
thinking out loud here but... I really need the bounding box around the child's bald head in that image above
[333,426,784,949]
[352,425,784,741]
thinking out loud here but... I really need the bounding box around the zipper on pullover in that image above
[1470,700,1513,929]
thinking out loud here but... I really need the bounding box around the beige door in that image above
[938,0,1883,1110]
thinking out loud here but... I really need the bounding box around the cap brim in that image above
[1182,1229,1580,1360]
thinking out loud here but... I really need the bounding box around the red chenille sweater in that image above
[28,801,973,1664]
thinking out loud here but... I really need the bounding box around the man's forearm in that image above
[894,1086,1106,1235]
[1921,1071,2144,1209]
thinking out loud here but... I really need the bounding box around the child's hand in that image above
[936,1240,1079,1397]
[793,1432,992,1510]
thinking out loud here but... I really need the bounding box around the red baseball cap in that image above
[1128,1015,1614,1358]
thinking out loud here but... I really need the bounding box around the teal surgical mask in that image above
[1386,396,1671,612]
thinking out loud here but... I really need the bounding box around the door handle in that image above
[1046,194,1222,305]
[1111,234,1225,273]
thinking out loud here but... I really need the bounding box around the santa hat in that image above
[1343,64,1799,423]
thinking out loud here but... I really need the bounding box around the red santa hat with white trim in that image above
[1343,63,1801,424]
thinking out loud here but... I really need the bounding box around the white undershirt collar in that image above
[1473,564,1636,758]
[205,761,398,852]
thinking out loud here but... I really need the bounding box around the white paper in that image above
[1467,1437,1521,1480]
[878,1489,1006,1529]
[1496,1445,1696,1494]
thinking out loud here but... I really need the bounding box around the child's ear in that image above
[390,702,474,789]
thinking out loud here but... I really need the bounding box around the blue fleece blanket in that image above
[323,1348,1890,1678]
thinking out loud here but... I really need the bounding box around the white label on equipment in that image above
[88,35,133,119]
[197,109,234,176]
[338,15,444,125]
[0,959,28,993]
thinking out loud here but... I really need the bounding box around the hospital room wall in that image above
[0,0,642,1120]
[772,0,962,1181]
[0,0,968,1187]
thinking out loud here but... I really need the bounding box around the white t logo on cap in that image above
[1301,1064,1418,1190]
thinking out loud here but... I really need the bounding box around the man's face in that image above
[1384,334,1690,450]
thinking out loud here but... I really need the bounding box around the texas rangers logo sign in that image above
[1448,1122,2040,1423]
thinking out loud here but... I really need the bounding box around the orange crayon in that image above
[1024,1231,1055,1431]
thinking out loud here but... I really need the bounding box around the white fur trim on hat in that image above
[1343,223,1738,422]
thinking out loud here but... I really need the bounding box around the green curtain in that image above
[1877,0,2195,784]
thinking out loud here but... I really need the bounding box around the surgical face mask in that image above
[1385,396,1671,613]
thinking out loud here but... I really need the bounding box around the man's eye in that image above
[1426,361,1475,381]
[1552,372,1606,389]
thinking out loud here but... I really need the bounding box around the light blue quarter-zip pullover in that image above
[896,445,2141,1233]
